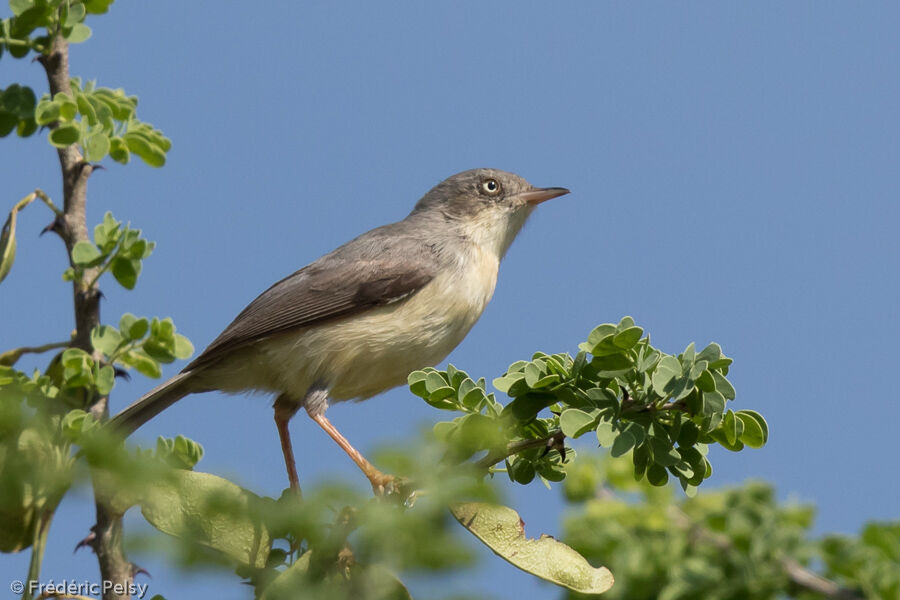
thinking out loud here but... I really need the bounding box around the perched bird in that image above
[110,168,568,493]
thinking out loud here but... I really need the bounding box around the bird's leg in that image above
[273,394,302,496]
[303,387,394,494]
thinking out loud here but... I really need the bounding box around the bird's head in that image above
[411,168,569,258]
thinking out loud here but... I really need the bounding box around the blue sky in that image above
[3,2,899,598]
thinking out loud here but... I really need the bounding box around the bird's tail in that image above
[108,371,195,436]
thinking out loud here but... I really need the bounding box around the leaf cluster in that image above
[0,83,36,137]
[1,0,114,59]
[65,210,155,289]
[34,78,171,165]
[561,454,899,600]
[91,312,194,379]
[409,317,768,496]
[821,523,900,599]
[0,367,81,553]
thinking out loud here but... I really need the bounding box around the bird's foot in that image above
[369,473,416,505]
[369,471,396,496]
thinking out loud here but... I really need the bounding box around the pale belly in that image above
[206,250,499,404]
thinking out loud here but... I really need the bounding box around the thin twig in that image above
[473,430,565,471]
[34,189,63,216]
[0,340,71,367]
[668,505,863,600]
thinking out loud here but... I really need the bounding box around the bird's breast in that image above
[258,244,501,401]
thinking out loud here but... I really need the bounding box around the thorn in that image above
[74,529,97,553]
[114,367,131,381]
[131,564,151,579]
[91,163,107,171]
[40,216,63,236]
[542,430,568,460]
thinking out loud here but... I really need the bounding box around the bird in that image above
[109,168,569,493]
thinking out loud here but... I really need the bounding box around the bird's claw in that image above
[369,473,414,504]
[369,472,396,496]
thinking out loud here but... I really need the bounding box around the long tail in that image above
[108,371,196,436]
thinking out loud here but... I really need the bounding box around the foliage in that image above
[410,317,767,497]
[2,0,168,166]
[5,3,887,600]
[562,454,900,600]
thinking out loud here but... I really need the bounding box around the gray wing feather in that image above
[185,222,440,370]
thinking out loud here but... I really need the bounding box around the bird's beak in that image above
[518,186,570,206]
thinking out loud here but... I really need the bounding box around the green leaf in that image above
[710,427,745,452]
[124,131,166,167]
[450,502,613,594]
[74,91,97,124]
[508,457,535,484]
[702,390,726,417]
[63,23,91,43]
[721,410,740,445]
[585,323,617,348]
[458,377,486,410]
[169,435,204,469]
[613,326,643,349]
[646,463,669,486]
[492,372,525,395]
[407,370,430,398]
[119,313,149,340]
[682,342,696,364]
[559,408,597,439]
[48,124,81,147]
[140,469,271,568]
[83,0,114,14]
[651,355,681,393]
[34,100,60,125]
[71,240,102,266]
[0,111,16,137]
[677,420,700,447]
[62,409,98,440]
[63,2,86,26]
[9,0,34,17]
[173,334,194,359]
[585,387,618,410]
[736,410,768,448]
[610,429,637,457]
[118,349,161,378]
[16,117,37,137]
[111,256,140,289]
[695,368,716,392]
[91,324,123,357]
[649,436,680,467]
[260,551,412,600]
[108,136,130,164]
[711,370,736,400]
[1,202,20,284]
[595,419,617,447]
[696,341,723,364]
[95,365,115,395]
[591,353,633,378]
[53,92,78,121]
[83,130,110,161]
[424,371,454,397]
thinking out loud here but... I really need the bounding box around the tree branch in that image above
[37,29,131,600]
[0,340,71,367]
[473,430,566,471]
[669,506,863,600]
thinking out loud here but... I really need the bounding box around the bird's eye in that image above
[480,178,501,196]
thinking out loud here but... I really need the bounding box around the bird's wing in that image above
[185,229,439,371]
